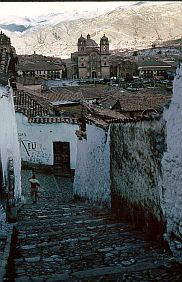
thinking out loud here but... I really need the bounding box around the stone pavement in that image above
[3,170,182,281]
[0,224,13,282]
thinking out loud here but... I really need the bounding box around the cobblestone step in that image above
[4,170,182,281]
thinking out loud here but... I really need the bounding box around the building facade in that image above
[0,31,18,78]
[71,34,110,79]
[109,58,138,81]
[137,60,173,79]
[16,113,79,177]
[17,54,65,79]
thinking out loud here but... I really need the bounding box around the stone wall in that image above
[110,119,166,239]
[73,122,111,207]
[160,63,182,261]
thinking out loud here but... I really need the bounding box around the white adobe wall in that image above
[73,122,111,207]
[161,63,182,261]
[0,85,21,228]
[110,119,166,238]
[16,112,79,169]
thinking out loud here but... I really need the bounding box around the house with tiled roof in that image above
[41,85,111,118]
[97,87,172,118]
[137,59,174,79]
[16,53,65,79]
[112,95,171,118]
[13,83,79,177]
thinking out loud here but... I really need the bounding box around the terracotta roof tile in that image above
[116,96,171,112]
[42,85,109,102]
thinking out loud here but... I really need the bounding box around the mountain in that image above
[0,9,103,32]
[1,2,182,58]
[0,16,33,32]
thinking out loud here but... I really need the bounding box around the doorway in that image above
[53,142,71,176]
[92,71,97,79]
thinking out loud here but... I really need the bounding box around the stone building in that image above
[0,31,18,78]
[109,56,138,80]
[71,34,110,79]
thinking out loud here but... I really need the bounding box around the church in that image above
[71,34,110,80]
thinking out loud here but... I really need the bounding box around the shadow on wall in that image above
[111,193,166,241]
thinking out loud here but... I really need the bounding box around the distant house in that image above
[16,76,43,94]
[112,95,171,118]
[98,88,172,118]
[71,34,110,79]
[16,53,65,79]
[137,60,174,79]
[41,85,108,117]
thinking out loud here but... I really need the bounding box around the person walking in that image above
[29,174,40,203]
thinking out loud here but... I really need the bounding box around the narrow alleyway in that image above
[4,170,182,282]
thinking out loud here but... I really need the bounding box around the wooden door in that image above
[53,142,71,176]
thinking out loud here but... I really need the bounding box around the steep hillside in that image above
[4,2,182,58]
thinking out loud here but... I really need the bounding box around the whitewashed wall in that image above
[16,112,79,169]
[73,122,111,207]
[161,63,182,261]
[110,120,166,238]
[0,85,21,228]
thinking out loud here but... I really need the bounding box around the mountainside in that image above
[2,2,182,58]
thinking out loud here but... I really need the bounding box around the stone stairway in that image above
[4,170,182,281]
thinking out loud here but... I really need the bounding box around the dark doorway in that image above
[92,71,97,79]
[53,142,71,176]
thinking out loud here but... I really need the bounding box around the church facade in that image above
[71,34,110,80]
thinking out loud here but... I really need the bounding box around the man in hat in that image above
[29,174,40,203]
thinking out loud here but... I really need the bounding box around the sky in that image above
[0,1,175,19]
[0,1,133,18]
